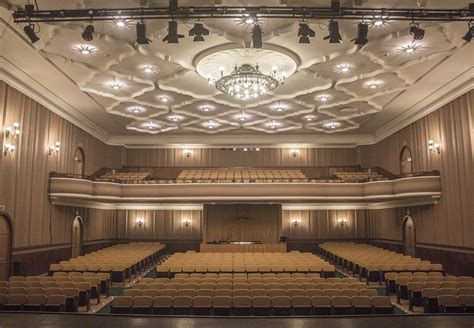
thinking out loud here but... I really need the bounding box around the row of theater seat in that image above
[111,295,393,316]
[0,294,67,312]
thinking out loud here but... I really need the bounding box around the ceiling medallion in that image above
[212,64,282,100]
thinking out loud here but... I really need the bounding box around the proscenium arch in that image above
[73,147,86,176]
[402,213,416,257]
[0,211,13,280]
[399,146,413,175]
[71,215,84,258]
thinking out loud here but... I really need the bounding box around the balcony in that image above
[48,172,442,209]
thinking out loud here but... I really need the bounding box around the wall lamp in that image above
[338,218,348,227]
[5,122,20,138]
[428,140,441,154]
[184,149,193,158]
[48,141,60,156]
[291,149,300,157]
[136,217,144,227]
[3,144,16,156]
[182,218,191,227]
[291,218,301,227]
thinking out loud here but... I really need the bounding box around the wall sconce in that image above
[5,122,20,138]
[182,218,191,227]
[338,218,348,227]
[3,143,15,156]
[291,218,301,227]
[48,141,60,156]
[290,149,299,157]
[136,217,144,227]
[428,140,441,154]
[184,149,193,158]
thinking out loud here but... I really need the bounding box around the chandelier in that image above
[211,64,284,100]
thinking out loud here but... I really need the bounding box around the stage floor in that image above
[0,313,473,328]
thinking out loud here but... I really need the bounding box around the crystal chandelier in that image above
[210,64,284,100]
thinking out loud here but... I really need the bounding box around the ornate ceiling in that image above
[0,0,472,147]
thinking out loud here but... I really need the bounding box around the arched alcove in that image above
[400,146,413,175]
[73,147,86,176]
[71,215,83,258]
[0,212,13,280]
[402,214,416,257]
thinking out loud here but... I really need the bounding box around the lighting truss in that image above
[13,5,473,24]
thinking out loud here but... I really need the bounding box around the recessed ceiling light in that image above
[113,19,130,28]
[144,121,159,129]
[199,105,215,112]
[318,94,330,102]
[366,80,382,89]
[74,44,97,56]
[127,106,145,114]
[168,115,184,122]
[245,18,254,24]
[268,120,280,129]
[340,106,357,113]
[238,112,249,121]
[325,121,339,129]
[157,95,171,103]
[108,81,124,91]
[304,115,315,122]
[141,64,156,74]
[370,16,389,28]
[273,103,285,112]
[335,63,351,73]
[255,147,260,151]
[243,147,248,151]
[205,121,217,129]
[400,43,422,54]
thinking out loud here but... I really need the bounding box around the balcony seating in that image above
[176,168,308,183]
[97,172,150,182]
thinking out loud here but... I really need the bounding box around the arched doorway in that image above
[71,216,83,258]
[0,212,13,280]
[73,147,85,176]
[400,146,413,175]
[402,214,416,257]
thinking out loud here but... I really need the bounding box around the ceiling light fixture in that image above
[168,115,184,122]
[158,95,170,103]
[81,24,94,41]
[108,81,124,90]
[370,15,389,28]
[251,24,263,48]
[74,44,97,56]
[141,64,156,74]
[206,121,217,129]
[318,94,330,102]
[335,63,350,73]
[114,19,128,28]
[366,80,382,89]
[212,64,282,101]
[23,24,39,43]
[352,22,369,45]
[462,22,474,42]
[136,21,151,45]
[326,121,339,129]
[268,120,279,129]
[163,21,184,43]
[238,112,249,121]
[324,20,342,43]
[128,106,145,114]
[274,102,285,112]
[144,121,159,130]
[199,105,215,112]
[189,22,209,41]
[409,23,425,40]
[304,115,315,121]
[298,23,315,44]
[401,43,421,54]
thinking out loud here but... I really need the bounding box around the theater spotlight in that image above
[163,21,184,44]
[298,23,315,44]
[81,24,94,41]
[23,24,39,44]
[189,23,209,42]
[462,22,474,42]
[136,21,151,45]
[324,20,342,43]
[252,24,263,48]
[352,22,369,45]
[409,23,425,40]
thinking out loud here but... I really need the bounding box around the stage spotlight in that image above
[409,23,425,40]
[189,23,209,42]
[23,24,39,44]
[163,21,184,44]
[252,24,263,48]
[352,22,369,45]
[298,23,315,44]
[324,20,342,43]
[81,24,94,41]
[136,22,151,44]
[463,23,474,42]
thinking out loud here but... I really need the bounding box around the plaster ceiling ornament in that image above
[1,0,471,143]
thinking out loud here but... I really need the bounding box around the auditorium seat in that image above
[232,296,252,316]
[312,296,331,315]
[213,296,232,316]
[332,296,352,315]
[152,296,173,315]
[271,296,292,316]
[351,296,372,315]
[193,296,212,315]
[111,296,132,314]
[172,296,192,315]
[132,296,153,314]
[371,296,394,314]
[252,296,272,316]
[23,294,47,311]
[44,295,66,312]
[438,295,463,313]
[291,295,312,315]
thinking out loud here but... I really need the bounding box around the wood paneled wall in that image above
[282,210,367,240]
[125,147,358,168]
[0,81,125,250]
[359,90,474,249]
[204,204,282,244]
[116,210,202,241]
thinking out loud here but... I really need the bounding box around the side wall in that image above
[0,81,124,275]
[359,90,474,275]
